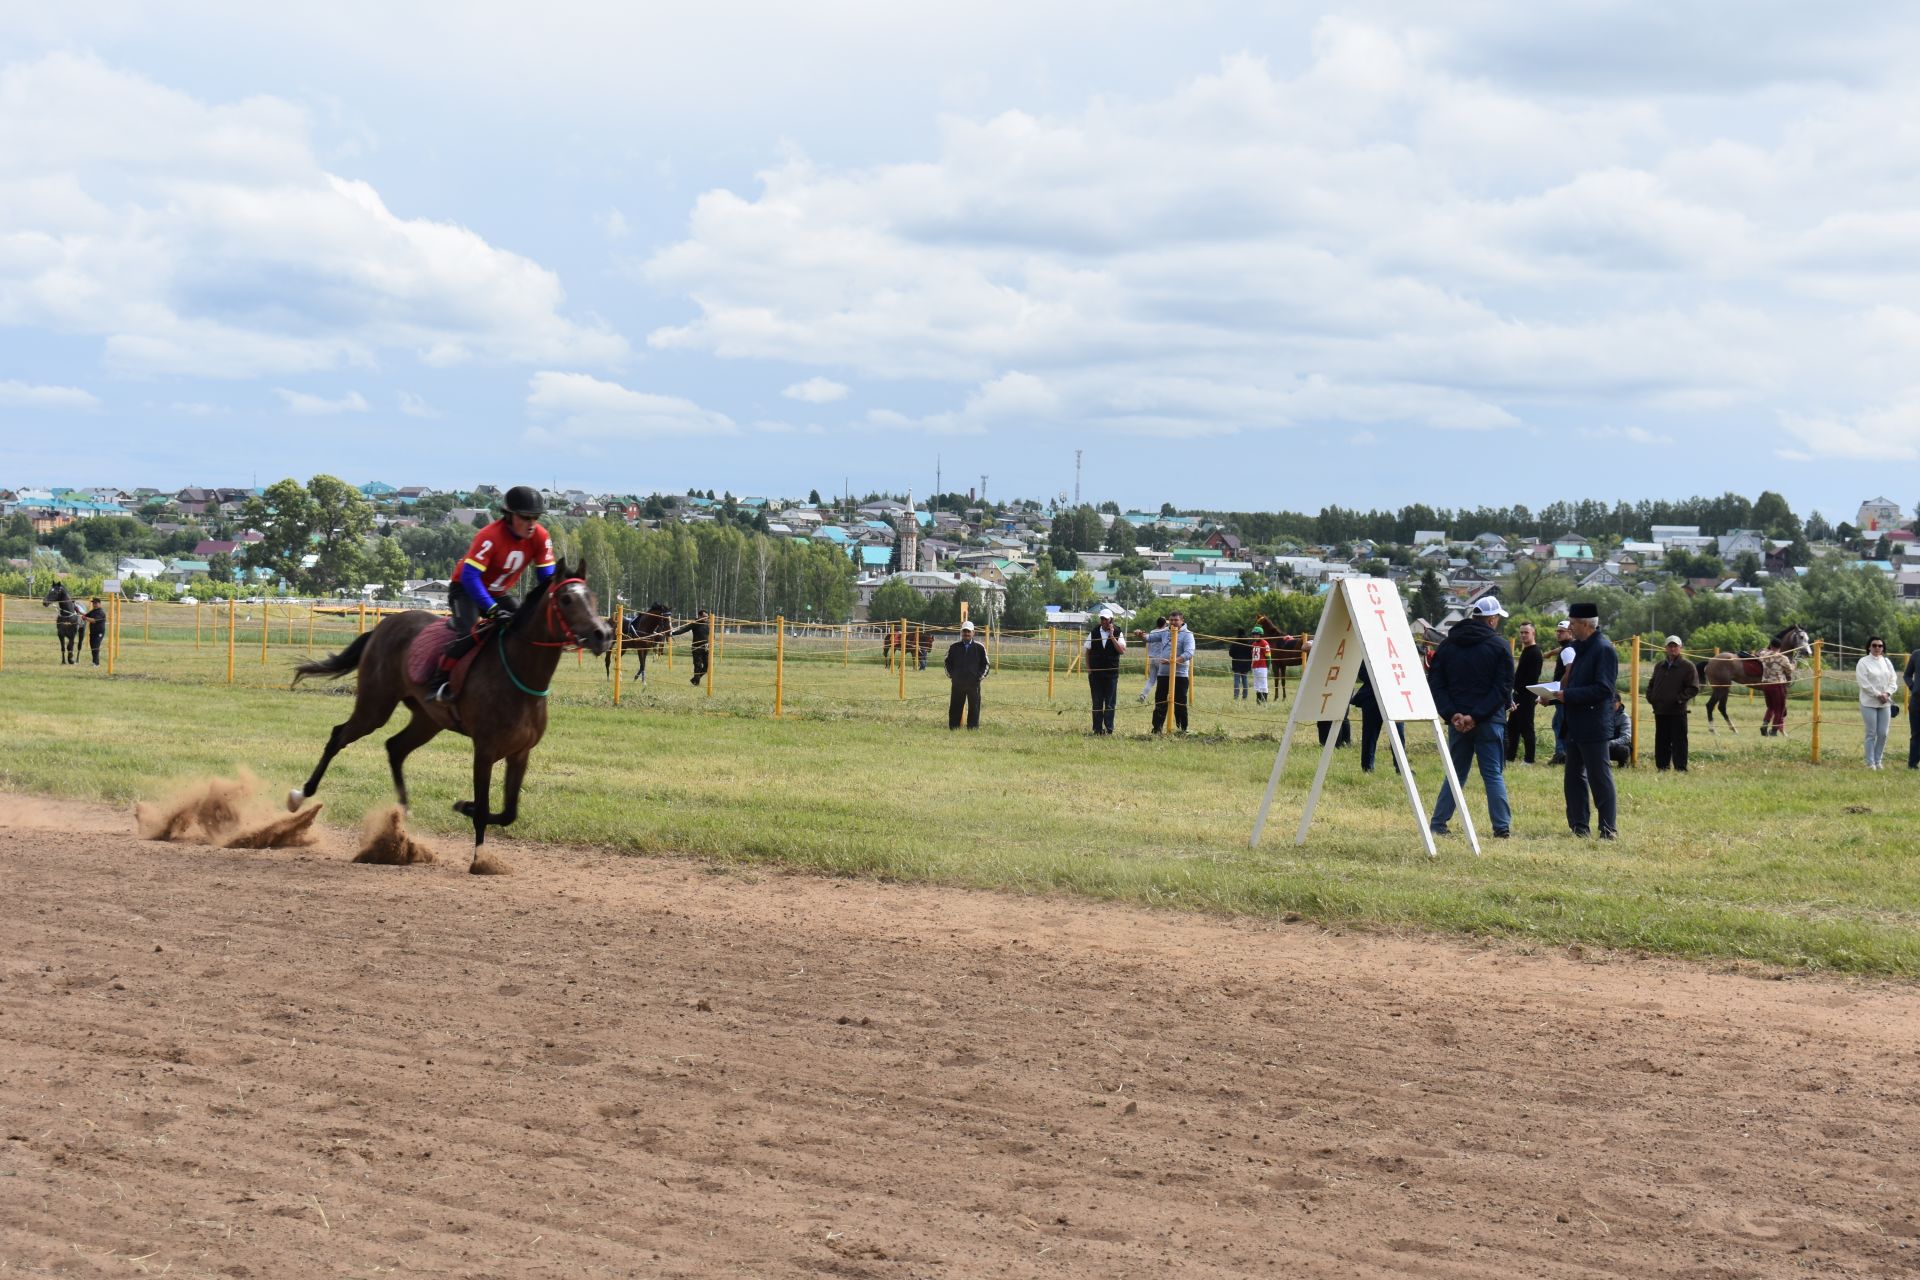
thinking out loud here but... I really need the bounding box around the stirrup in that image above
[427,680,454,704]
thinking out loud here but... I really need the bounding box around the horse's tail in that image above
[291,631,372,686]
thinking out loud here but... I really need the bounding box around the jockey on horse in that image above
[428,486,556,703]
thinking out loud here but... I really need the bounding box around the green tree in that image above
[1805,510,1833,541]
[1103,516,1137,554]
[1751,490,1800,541]
[808,488,823,505]
[243,475,374,594]
[1115,576,1156,611]
[370,536,410,596]
[1001,571,1051,630]
[1732,551,1763,586]
[206,550,234,583]
[869,577,923,623]
[1413,569,1446,624]
[1690,621,1769,655]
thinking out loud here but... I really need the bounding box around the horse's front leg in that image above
[458,752,512,874]
[494,750,531,828]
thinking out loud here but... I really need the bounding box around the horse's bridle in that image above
[527,577,594,650]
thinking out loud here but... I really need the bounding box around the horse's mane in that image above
[507,559,563,636]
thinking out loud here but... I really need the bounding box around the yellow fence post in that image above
[612,610,623,707]
[775,615,785,718]
[706,612,716,698]
[898,618,907,701]
[1811,638,1823,764]
[1048,626,1057,699]
[1628,635,1641,767]
[0,594,6,671]
[227,595,236,685]
[358,600,366,635]
[260,602,269,665]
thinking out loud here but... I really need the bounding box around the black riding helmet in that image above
[503,485,544,518]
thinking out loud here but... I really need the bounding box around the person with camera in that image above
[1083,605,1127,733]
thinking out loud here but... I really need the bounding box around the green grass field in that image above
[4,599,1918,975]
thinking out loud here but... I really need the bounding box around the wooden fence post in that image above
[612,609,623,707]
[1811,638,1823,764]
[898,619,907,702]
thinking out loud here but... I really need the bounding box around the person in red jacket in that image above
[427,486,556,702]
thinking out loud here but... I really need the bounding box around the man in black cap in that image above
[1547,603,1619,838]
[83,596,108,666]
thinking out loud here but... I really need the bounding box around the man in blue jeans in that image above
[1428,595,1517,838]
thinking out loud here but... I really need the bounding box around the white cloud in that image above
[276,388,368,414]
[596,208,630,240]
[524,371,737,446]
[0,379,98,409]
[0,52,628,378]
[639,32,1920,441]
[398,390,440,418]
[1779,396,1920,462]
[782,376,849,404]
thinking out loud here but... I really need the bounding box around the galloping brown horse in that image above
[286,558,612,872]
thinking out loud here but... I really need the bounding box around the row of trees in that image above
[1210,491,1822,549]
[562,518,857,623]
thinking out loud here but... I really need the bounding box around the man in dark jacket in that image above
[1548,603,1619,838]
[1427,596,1516,838]
[1906,646,1920,769]
[1083,606,1126,734]
[1351,662,1403,774]
[84,597,107,666]
[1546,619,1573,764]
[668,608,712,686]
[1507,621,1543,765]
[944,619,990,729]
[1644,634,1701,771]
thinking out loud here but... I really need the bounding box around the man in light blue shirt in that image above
[1136,614,1168,703]
[1149,611,1197,734]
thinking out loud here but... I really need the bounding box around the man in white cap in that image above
[1427,595,1516,838]
[1083,606,1127,734]
[943,619,990,729]
[1644,634,1701,772]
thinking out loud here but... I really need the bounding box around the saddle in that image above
[406,619,487,697]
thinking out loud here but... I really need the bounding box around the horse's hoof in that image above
[452,800,472,817]
[469,852,512,875]
[286,788,304,813]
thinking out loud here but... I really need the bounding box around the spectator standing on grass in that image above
[944,619,990,730]
[1151,611,1196,734]
[1083,606,1126,734]
[1547,619,1574,765]
[1426,596,1516,839]
[1547,603,1619,839]
[84,596,107,666]
[1507,622,1543,765]
[1228,629,1252,700]
[1644,635,1701,772]
[1607,694,1633,767]
[1904,645,1920,769]
[1249,626,1272,703]
[1352,661,1404,774]
[1137,616,1167,704]
[1856,637,1898,770]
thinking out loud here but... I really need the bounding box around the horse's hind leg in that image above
[291,695,401,810]
[384,711,443,812]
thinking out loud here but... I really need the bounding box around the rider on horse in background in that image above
[428,485,556,703]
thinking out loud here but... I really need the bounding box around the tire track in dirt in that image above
[3,792,1919,1277]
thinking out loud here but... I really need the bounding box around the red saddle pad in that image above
[407,621,459,686]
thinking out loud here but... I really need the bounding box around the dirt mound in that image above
[134,770,259,841]
[353,805,438,865]
[221,802,324,849]
[135,770,323,850]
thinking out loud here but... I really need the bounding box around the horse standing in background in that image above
[42,582,81,665]
[1702,624,1810,737]
[605,603,675,685]
[1254,614,1310,697]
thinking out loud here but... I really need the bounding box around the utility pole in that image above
[936,454,941,502]
[1074,450,1081,505]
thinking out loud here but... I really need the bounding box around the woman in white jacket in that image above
[1855,637,1898,769]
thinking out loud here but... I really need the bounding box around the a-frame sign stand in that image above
[1250,578,1479,858]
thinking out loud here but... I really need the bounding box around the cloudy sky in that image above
[4,2,1919,519]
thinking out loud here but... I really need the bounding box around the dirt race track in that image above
[4,794,1920,1279]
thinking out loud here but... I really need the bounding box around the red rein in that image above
[528,577,591,649]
